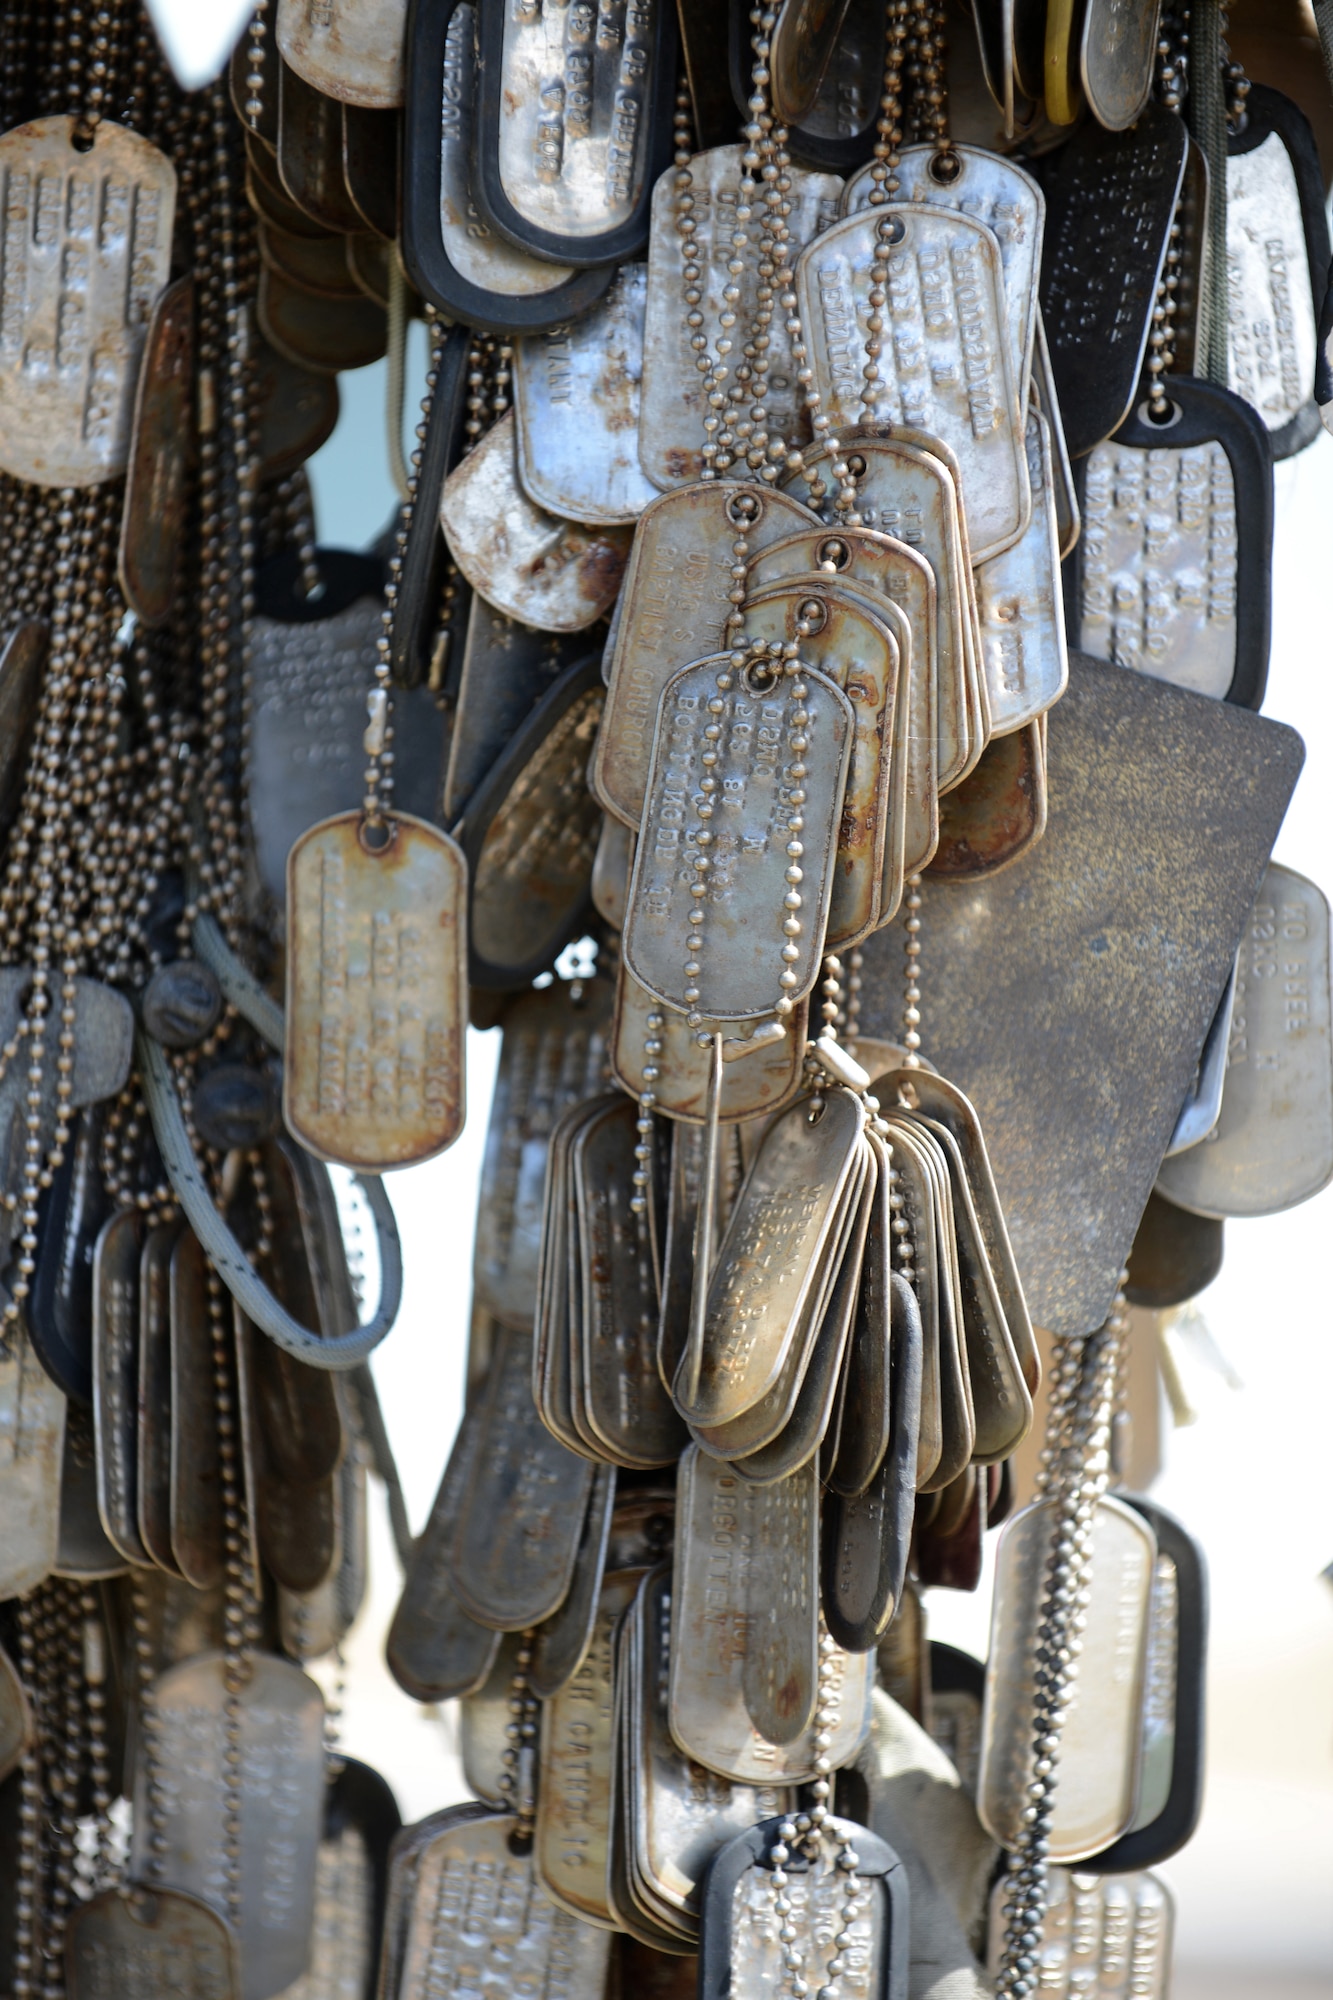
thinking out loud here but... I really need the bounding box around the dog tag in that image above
[514,266,659,526]
[639,149,843,486]
[979,1494,1155,1861]
[733,0,885,173]
[397,1807,614,2000]
[974,411,1067,734]
[737,1462,820,1745]
[276,0,405,108]
[472,0,677,268]
[277,58,364,229]
[1226,86,1329,459]
[118,272,194,626]
[987,1866,1174,1998]
[444,601,587,822]
[824,1141,896,1499]
[670,1449,872,1784]
[855,655,1303,1336]
[613,968,805,1125]
[91,1210,149,1567]
[1124,1188,1223,1310]
[1071,376,1273,708]
[1165,959,1237,1157]
[254,340,339,479]
[796,206,1029,561]
[402,0,612,332]
[928,719,1046,878]
[0,1643,29,1783]
[138,1222,182,1576]
[440,410,632,631]
[56,1406,126,1576]
[1158,865,1333,1219]
[595,483,820,824]
[0,118,176,486]
[285,810,467,1170]
[26,1108,113,1404]
[1078,0,1159,131]
[1040,106,1187,458]
[67,1887,237,2000]
[624,658,854,1020]
[530,1462,617,1698]
[259,218,364,298]
[276,1769,384,2000]
[1030,309,1080,558]
[130,1651,325,2000]
[257,263,387,372]
[0,1324,65,1597]
[842,144,1044,402]
[168,1229,222,1592]
[342,102,398,238]
[387,1406,499,1701]
[592,814,632,927]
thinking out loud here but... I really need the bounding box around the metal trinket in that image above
[66,1887,238,2000]
[986,1866,1174,1999]
[1077,0,1160,133]
[974,411,1067,736]
[275,0,406,110]
[91,1209,149,1567]
[443,597,587,822]
[118,272,194,627]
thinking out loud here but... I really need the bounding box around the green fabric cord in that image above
[1186,0,1229,388]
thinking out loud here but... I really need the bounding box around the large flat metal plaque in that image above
[854,653,1304,1335]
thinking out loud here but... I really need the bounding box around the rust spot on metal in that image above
[928,721,1047,878]
[577,534,631,603]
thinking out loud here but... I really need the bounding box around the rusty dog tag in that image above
[254,340,339,479]
[67,1888,237,2000]
[118,273,194,627]
[277,0,406,108]
[257,264,387,373]
[285,810,467,1170]
[927,719,1047,879]
[0,118,176,487]
[0,622,45,838]
[612,967,805,1124]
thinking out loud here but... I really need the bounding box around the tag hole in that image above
[727,492,762,527]
[70,123,96,154]
[928,150,962,186]
[1139,396,1183,431]
[817,538,851,571]
[358,816,395,856]
[507,1829,534,1858]
[881,214,906,244]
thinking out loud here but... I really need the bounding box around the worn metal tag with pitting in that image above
[276,0,405,109]
[975,411,1067,735]
[0,117,176,487]
[285,810,466,1170]
[623,656,854,1020]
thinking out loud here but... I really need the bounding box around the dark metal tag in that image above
[119,273,194,628]
[728,0,885,172]
[1124,1189,1224,1310]
[388,323,472,690]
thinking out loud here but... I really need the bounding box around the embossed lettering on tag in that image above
[285,810,467,1170]
[67,1888,237,2000]
[276,0,406,109]
[974,412,1067,734]
[987,1866,1174,1999]
[1226,126,1317,443]
[0,118,176,487]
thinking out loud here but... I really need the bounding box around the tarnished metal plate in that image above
[854,653,1304,1336]
[169,1228,222,1592]
[987,1867,1174,1998]
[623,658,854,1020]
[612,967,805,1124]
[1125,1185,1224,1308]
[138,1222,182,1576]
[738,1462,819,1745]
[530,1462,617,1698]
[1165,957,1237,1157]
[284,810,467,1171]
[769,0,852,122]
[254,340,339,480]
[398,1808,614,2000]
[514,265,660,526]
[1039,105,1187,458]
[975,412,1067,735]
[277,58,364,230]
[26,1106,112,1403]
[0,117,177,487]
[639,149,843,487]
[0,1319,63,1598]
[276,0,405,109]
[343,102,398,239]
[0,1642,30,1784]
[795,206,1028,561]
[842,144,1044,399]
[56,1410,127,1577]
[257,263,387,373]
[258,219,363,297]
[927,719,1046,879]
[594,483,819,825]
[130,1651,325,2000]
[1072,377,1274,709]
[1227,88,1326,456]
[0,622,44,837]
[979,1495,1154,1861]
[119,272,193,627]
[1078,0,1159,132]
[248,135,330,238]
[592,813,632,927]
[444,600,586,822]
[66,1888,237,2000]
[92,1209,150,1567]
[387,1401,500,1701]
[440,410,631,631]
[1158,865,1333,1219]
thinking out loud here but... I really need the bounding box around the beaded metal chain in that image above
[498,1634,540,1848]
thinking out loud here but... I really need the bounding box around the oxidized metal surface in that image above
[612,967,805,1124]
[119,273,193,626]
[0,1641,30,1783]
[169,1229,222,1592]
[276,0,405,109]
[841,144,1044,396]
[979,1496,1154,1861]
[623,659,854,1020]
[1226,131,1316,439]
[770,0,853,122]
[0,622,45,836]
[137,1223,182,1577]
[257,264,387,373]
[1124,1188,1223,1309]
[536,1566,645,1925]
[514,265,660,526]
[855,654,1303,1336]
[595,482,818,825]
[91,1209,149,1567]
[927,720,1046,879]
[440,410,631,631]
[254,340,339,479]
[451,1323,594,1630]
[721,1838,888,2000]
[398,1808,613,2000]
[668,1447,873,1784]
[130,1652,325,2000]
[66,1888,237,2000]
[284,810,467,1170]
[1158,865,1333,1218]
[276,60,364,230]
[675,1089,863,1428]
[530,1462,617,1698]
[0,117,176,487]
[795,206,1028,560]
[987,1866,1174,1998]
[1078,0,1159,132]
[473,978,613,1329]
[444,595,584,821]
[1039,105,1187,458]
[739,1463,819,1746]
[974,412,1067,735]
[639,149,842,486]
[1078,434,1238,699]
[258,220,362,297]
[592,812,632,927]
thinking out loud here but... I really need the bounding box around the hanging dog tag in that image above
[169,1228,223,1592]
[612,967,806,1124]
[927,718,1047,878]
[979,1494,1156,1861]
[1164,960,1237,1158]
[1226,85,1329,459]
[514,266,660,526]
[92,1209,149,1567]
[276,0,405,108]
[119,272,194,627]
[276,59,364,230]
[1039,105,1187,457]
[1071,376,1273,708]
[975,411,1067,734]
[284,810,467,1170]
[530,1462,618,1697]
[26,1108,113,1403]
[259,217,368,297]
[1158,865,1333,1220]
[137,1223,182,1576]
[67,1887,237,2000]
[0,117,176,486]
[402,0,613,332]
[130,1651,325,2000]
[440,410,631,631]
[0,1323,66,1598]
[733,0,885,173]
[624,657,854,1020]
[445,596,588,822]
[795,206,1029,560]
[472,0,677,267]
[254,340,339,480]
[595,482,819,825]
[1077,0,1159,131]
[342,102,398,238]
[739,1462,820,1745]
[387,1403,499,1701]
[988,1866,1174,1999]
[257,263,387,372]
[639,149,843,486]
[1127,1183,1224,1308]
